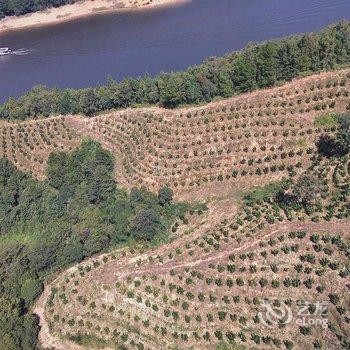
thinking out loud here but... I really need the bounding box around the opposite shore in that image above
[0,0,186,34]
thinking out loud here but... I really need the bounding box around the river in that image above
[0,0,349,102]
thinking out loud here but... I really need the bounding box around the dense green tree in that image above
[0,295,22,327]
[117,78,143,107]
[255,42,278,87]
[292,175,322,206]
[158,72,187,108]
[20,278,43,306]
[158,186,173,206]
[47,139,115,204]
[277,39,300,81]
[79,88,100,116]
[333,22,350,65]
[139,73,160,105]
[216,65,234,98]
[47,151,69,189]
[132,209,160,241]
[298,33,321,72]
[232,51,257,92]
[181,72,203,104]
[319,29,337,69]
[316,115,350,157]
[316,134,340,158]
[57,91,73,115]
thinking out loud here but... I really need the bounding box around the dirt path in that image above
[115,220,350,277]
[34,286,89,350]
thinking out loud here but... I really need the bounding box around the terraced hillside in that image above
[36,154,350,350]
[1,68,349,199]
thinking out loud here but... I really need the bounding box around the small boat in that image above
[0,47,11,56]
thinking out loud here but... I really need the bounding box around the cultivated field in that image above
[1,68,348,349]
[1,68,349,200]
[35,154,350,350]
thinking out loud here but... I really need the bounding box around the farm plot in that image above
[62,67,350,199]
[0,116,82,179]
[39,221,350,350]
[1,68,349,198]
[37,155,350,350]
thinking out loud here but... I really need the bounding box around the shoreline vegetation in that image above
[0,0,186,33]
[0,21,349,121]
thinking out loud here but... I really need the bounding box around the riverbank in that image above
[0,0,186,33]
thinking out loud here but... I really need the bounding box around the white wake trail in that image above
[12,48,33,56]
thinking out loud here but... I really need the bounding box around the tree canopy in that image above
[316,115,350,157]
[0,139,188,349]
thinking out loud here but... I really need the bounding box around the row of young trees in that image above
[1,21,349,120]
[0,0,78,19]
[0,139,184,350]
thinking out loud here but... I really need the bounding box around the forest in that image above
[0,0,78,19]
[0,139,190,350]
[0,21,349,120]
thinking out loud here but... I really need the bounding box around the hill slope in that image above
[1,68,349,200]
[24,67,350,350]
[35,153,350,350]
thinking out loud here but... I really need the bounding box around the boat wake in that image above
[0,47,33,57]
[12,48,33,56]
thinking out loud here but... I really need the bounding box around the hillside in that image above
[1,68,349,200]
[35,151,350,350]
[18,67,349,350]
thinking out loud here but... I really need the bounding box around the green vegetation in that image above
[44,134,350,349]
[337,115,350,154]
[314,113,340,128]
[317,115,350,157]
[0,20,349,350]
[1,21,349,120]
[216,342,248,350]
[0,139,188,349]
[243,179,291,204]
[65,333,109,348]
[0,0,79,19]
[244,115,350,216]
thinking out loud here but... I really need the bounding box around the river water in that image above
[0,0,349,102]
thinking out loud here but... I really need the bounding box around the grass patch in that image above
[0,222,46,247]
[216,342,249,350]
[65,333,110,348]
[243,179,290,204]
[314,113,340,128]
[296,138,307,147]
